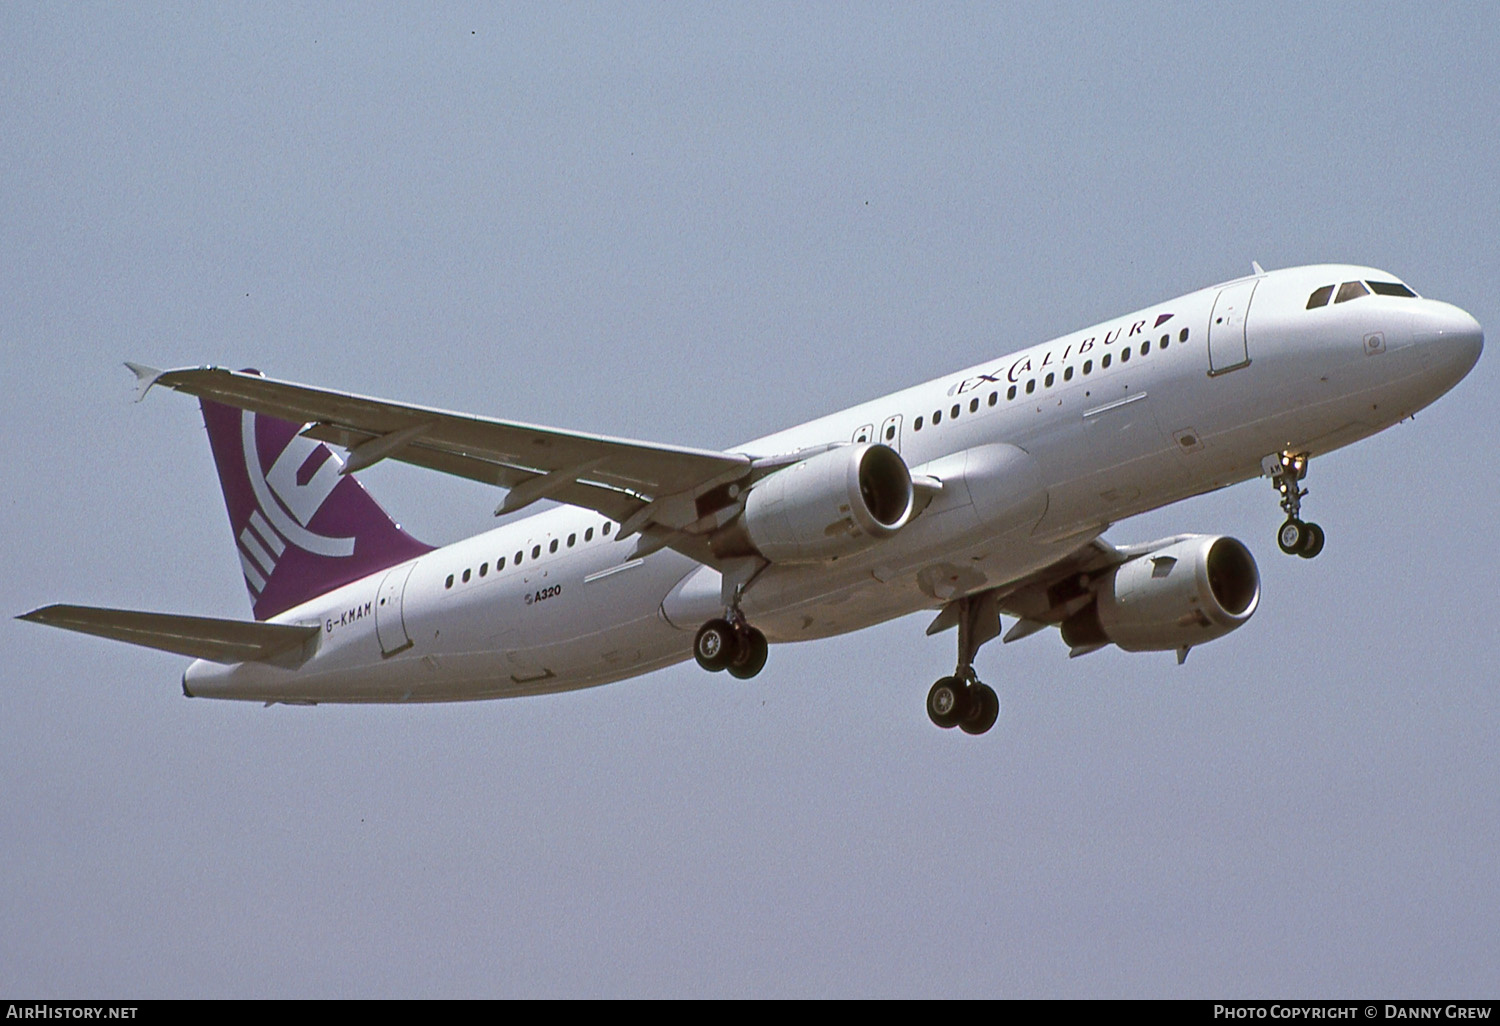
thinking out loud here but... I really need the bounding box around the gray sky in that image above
[4,3,1497,998]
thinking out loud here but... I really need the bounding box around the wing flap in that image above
[304,428,648,522]
[18,605,320,664]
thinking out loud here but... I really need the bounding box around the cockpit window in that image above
[1367,280,1418,298]
[1334,280,1369,304]
[1307,285,1335,309]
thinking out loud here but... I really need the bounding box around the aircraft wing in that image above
[132,365,752,535]
[18,605,320,664]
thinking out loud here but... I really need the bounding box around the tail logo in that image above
[237,411,355,596]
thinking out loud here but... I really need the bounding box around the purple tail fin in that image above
[199,390,434,621]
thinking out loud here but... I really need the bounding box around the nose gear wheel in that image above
[1277,518,1325,558]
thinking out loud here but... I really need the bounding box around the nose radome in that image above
[1414,301,1484,380]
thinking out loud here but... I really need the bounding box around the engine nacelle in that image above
[1061,536,1260,653]
[738,443,915,563]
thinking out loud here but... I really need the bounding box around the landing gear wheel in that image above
[1278,518,1308,556]
[727,628,769,679]
[926,676,969,729]
[1269,451,1321,557]
[925,592,1007,735]
[694,619,738,673]
[1298,521,1325,559]
[960,683,1000,736]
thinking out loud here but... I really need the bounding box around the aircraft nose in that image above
[1414,301,1484,382]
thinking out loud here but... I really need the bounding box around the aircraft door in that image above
[375,562,418,656]
[1208,278,1258,376]
[880,414,903,453]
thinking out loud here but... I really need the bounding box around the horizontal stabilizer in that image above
[18,604,319,664]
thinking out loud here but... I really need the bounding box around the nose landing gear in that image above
[1267,451,1325,559]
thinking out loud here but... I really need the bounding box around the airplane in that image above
[19,264,1483,735]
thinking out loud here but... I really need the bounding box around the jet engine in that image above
[1060,536,1260,653]
[733,443,916,563]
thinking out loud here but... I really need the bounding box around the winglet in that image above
[124,362,164,403]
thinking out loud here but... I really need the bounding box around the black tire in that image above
[960,684,1000,736]
[926,676,968,729]
[1277,519,1306,555]
[1298,521,1325,559]
[694,619,738,673]
[727,628,769,680]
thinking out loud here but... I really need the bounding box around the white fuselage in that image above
[183,265,1482,703]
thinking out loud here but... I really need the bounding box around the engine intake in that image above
[735,443,915,563]
[1061,535,1260,653]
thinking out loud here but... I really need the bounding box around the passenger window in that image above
[933,410,942,425]
[951,404,960,419]
[1025,379,1036,395]
[445,574,454,589]
[1102,354,1112,368]
[1064,366,1074,382]
[1179,328,1189,342]
[568,533,576,547]
[549,539,558,554]
[1160,333,1169,348]
[1307,285,1335,309]
[885,425,896,440]
[585,528,594,542]
[480,562,488,577]
[969,398,979,413]
[988,392,997,407]
[1044,372,1054,387]
[914,416,924,431]
[1121,347,1131,362]
[1141,340,1150,355]
[1335,281,1369,303]
[1083,360,1092,374]
[531,545,541,559]
[462,569,471,583]
[515,550,523,565]
[499,556,507,570]
[1006,385,1016,400]
[1368,281,1417,297]
[603,523,612,536]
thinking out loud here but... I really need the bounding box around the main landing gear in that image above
[926,591,1002,735]
[1268,450,1325,559]
[694,615,769,680]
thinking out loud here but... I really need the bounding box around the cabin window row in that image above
[908,327,1190,431]
[445,521,614,589]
